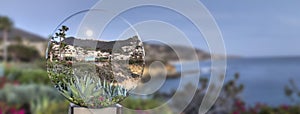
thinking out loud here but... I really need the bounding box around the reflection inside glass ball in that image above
[46,25,144,108]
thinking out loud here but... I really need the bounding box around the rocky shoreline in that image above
[141,63,181,79]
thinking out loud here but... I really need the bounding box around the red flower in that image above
[280,104,289,110]
[233,110,240,114]
[235,100,246,112]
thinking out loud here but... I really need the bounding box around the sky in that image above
[0,0,299,57]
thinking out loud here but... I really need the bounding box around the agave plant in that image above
[51,66,128,108]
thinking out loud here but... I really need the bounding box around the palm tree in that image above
[0,16,13,65]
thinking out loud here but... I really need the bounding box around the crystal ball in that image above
[46,11,145,108]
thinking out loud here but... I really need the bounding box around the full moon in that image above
[86,30,93,37]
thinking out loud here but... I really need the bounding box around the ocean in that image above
[158,57,300,106]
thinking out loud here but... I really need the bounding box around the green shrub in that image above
[17,69,49,84]
[121,97,173,114]
[0,84,68,114]
[5,68,50,85]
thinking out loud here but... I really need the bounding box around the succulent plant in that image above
[48,63,128,108]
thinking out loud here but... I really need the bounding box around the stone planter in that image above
[69,103,122,114]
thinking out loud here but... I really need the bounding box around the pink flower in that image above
[98,96,104,102]
[135,110,149,114]
[9,108,26,114]
[16,109,25,114]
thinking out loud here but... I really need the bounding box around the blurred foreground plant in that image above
[284,79,300,104]
[121,97,173,114]
[30,97,69,114]
[6,68,49,85]
[0,84,68,114]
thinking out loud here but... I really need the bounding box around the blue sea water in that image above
[0,63,3,76]
[158,57,300,106]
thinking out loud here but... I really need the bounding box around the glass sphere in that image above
[46,10,145,108]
